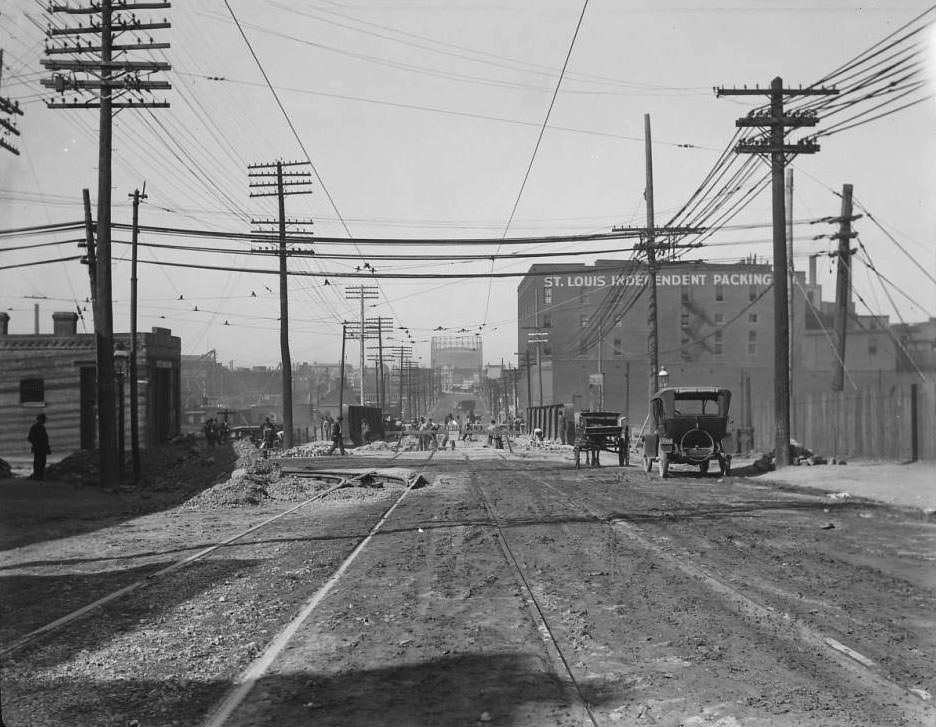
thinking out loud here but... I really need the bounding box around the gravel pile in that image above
[278,443,334,457]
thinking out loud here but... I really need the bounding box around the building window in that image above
[749,285,757,302]
[681,288,689,303]
[715,284,724,302]
[869,338,878,355]
[681,336,690,348]
[748,313,758,324]
[20,378,44,404]
[748,330,757,355]
[542,313,552,328]
[714,331,723,355]
[580,315,588,327]
[613,338,623,356]
[680,312,690,327]
[543,344,552,356]
[714,313,725,325]
[543,287,552,305]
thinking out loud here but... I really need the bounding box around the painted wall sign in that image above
[543,272,773,288]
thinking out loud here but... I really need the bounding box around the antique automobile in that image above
[642,387,732,477]
[573,411,629,468]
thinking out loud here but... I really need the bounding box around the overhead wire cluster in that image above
[2,2,933,355]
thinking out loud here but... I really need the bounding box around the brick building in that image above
[0,311,181,457]
[517,257,816,428]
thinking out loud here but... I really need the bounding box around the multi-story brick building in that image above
[517,257,816,428]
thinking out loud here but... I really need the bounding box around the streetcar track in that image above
[203,472,422,727]
[0,470,378,658]
[532,475,936,721]
[470,473,599,727]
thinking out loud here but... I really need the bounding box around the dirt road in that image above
[2,441,934,726]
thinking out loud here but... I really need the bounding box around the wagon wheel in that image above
[657,450,669,478]
[574,446,581,469]
[699,460,710,474]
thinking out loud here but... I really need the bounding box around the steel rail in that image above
[534,475,936,723]
[470,474,601,727]
[0,471,376,658]
[203,471,424,727]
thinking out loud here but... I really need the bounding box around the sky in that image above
[1,0,934,369]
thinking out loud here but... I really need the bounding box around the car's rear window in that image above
[673,397,718,415]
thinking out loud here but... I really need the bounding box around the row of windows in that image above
[542,331,763,358]
[545,284,764,307]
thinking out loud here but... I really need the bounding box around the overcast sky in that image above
[2,1,934,368]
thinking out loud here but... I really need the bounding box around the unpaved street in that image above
[2,441,934,726]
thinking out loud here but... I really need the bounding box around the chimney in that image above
[808,255,817,286]
[0,312,9,336]
[52,311,79,336]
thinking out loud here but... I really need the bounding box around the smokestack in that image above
[34,303,39,334]
[808,255,817,286]
[53,311,79,336]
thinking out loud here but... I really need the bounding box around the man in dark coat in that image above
[327,416,345,456]
[27,413,51,481]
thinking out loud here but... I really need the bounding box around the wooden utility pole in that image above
[785,168,795,432]
[129,186,147,484]
[0,48,24,156]
[366,317,393,411]
[249,160,313,449]
[345,285,379,404]
[42,0,170,487]
[832,184,857,392]
[338,323,347,418]
[717,77,837,467]
[644,113,660,398]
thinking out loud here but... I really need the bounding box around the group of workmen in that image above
[401,414,506,451]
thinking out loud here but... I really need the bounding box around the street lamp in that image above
[658,365,670,389]
[113,345,130,478]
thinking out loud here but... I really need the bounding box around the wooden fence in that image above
[751,382,935,461]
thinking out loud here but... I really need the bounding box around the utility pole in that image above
[129,186,147,484]
[345,285,379,404]
[644,113,660,398]
[365,317,393,410]
[249,160,313,449]
[0,49,24,156]
[831,184,858,392]
[717,77,837,467]
[338,323,347,418]
[786,168,795,432]
[613,116,702,401]
[42,0,171,487]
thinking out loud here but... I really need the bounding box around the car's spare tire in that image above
[681,428,715,462]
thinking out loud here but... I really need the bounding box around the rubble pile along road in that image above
[1,438,933,726]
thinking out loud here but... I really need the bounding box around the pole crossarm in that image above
[716,76,837,468]
[42,1,171,112]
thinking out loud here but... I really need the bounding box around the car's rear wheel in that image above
[658,450,669,478]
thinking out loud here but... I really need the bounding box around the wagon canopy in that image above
[650,387,731,420]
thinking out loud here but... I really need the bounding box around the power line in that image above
[484,0,590,325]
